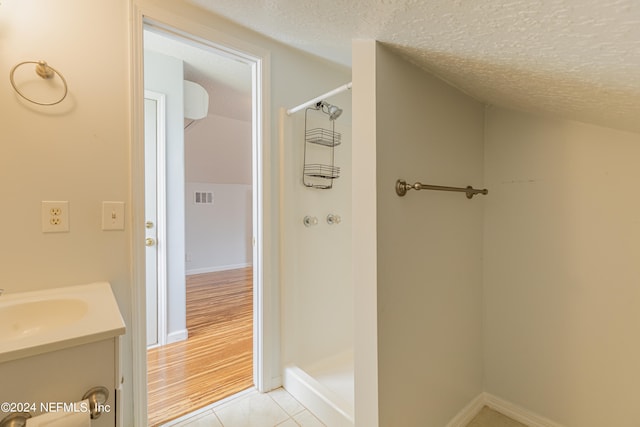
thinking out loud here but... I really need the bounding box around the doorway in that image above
[131,11,273,427]
[143,24,254,426]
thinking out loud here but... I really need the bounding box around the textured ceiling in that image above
[187,0,640,132]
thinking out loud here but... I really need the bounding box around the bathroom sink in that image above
[0,282,125,363]
[0,298,89,341]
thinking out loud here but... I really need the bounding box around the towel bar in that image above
[396,179,488,199]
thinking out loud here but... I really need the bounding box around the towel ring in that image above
[9,60,68,106]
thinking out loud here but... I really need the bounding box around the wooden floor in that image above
[147,268,254,427]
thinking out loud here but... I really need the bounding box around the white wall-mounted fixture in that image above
[183,80,209,120]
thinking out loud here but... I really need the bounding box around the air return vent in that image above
[194,191,213,205]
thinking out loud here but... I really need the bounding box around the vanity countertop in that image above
[0,282,125,363]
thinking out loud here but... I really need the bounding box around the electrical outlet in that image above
[42,201,69,232]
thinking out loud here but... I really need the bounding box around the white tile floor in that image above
[162,387,326,427]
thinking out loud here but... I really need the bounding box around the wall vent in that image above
[194,191,213,205]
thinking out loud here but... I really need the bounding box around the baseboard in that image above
[445,393,485,427]
[483,393,566,427]
[186,263,252,275]
[166,329,188,344]
[447,392,565,427]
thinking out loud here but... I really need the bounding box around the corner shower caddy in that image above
[303,103,341,189]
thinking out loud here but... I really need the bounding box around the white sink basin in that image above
[0,298,89,341]
[0,282,125,363]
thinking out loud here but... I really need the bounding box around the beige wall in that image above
[374,44,485,426]
[484,107,640,427]
[2,0,352,424]
[0,0,132,418]
[352,39,380,427]
[0,2,130,293]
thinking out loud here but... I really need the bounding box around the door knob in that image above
[145,238,155,247]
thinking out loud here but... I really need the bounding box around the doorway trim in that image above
[130,4,273,425]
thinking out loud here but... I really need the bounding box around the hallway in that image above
[147,268,253,426]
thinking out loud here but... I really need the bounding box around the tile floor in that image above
[164,390,527,427]
[466,406,529,427]
[162,387,326,427]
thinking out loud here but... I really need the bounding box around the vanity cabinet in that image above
[0,338,119,427]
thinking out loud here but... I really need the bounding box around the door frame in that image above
[130,4,273,425]
[143,90,167,349]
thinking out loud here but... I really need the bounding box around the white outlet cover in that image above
[42,201,69,233]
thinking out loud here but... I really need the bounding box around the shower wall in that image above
[483,108,640,427]
[280,89,353,369]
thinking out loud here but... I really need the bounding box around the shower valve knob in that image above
[303,216,318,227]
[326,214,341,225]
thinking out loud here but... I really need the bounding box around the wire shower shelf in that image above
[305,128,342,147]
[302,104,341,189]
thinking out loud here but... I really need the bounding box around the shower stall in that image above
[280,83,354,426]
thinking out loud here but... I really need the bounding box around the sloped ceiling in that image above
[144,28,252,122]
[188,0,640,132]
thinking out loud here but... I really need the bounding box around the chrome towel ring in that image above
[9,60,68,106]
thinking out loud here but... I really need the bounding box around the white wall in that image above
[185,182,252,273]
[483,107,640,427]
[143,50,187,340]
[374,43,485,427]
[280,104,353,369]
[185,114,253,273]
[0,0,132,420]
[185,114,252,184]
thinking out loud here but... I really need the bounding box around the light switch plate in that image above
[102,201,125,231]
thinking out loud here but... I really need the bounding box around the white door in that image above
[144,91,167,348]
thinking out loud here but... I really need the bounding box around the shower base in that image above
[283,350,354,426]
